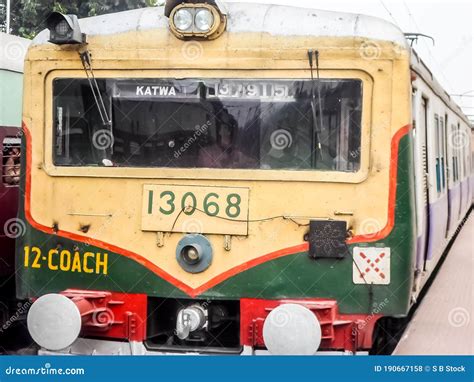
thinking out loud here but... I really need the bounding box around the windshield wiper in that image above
[307,49,323,168]
[79,50,112,127]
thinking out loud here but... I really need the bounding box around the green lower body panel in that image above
[16,135,415,316]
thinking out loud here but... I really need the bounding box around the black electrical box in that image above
[308,220,347,259]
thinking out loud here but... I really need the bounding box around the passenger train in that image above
[8,1,473,355]
[0,33,30,342]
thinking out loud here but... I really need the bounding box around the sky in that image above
[230,0,474,120]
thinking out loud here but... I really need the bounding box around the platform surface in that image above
[393,212,473,355]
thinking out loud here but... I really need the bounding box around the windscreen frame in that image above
[43,69,373,183]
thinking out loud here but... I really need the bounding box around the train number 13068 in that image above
[151,190,242,219]
[141,185,249,235]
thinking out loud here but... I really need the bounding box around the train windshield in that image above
[53,78,362,172]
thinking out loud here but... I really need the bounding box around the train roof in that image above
[32,1,408,48]
[26,3,471,126]
[410,49,471,126]
[0,33,31,73]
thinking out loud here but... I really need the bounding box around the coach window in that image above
[439,116,446,191]
[450,125,458,182]
[2,137,21,186]
[52,78,362,173]
[411,88,417,129]
[464,130,468,179]
[457,124,461,181]
[459,124,465,180]
[434,115,441,194]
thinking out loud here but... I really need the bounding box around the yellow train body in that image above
[17,3,432,355]
[22,27,410,290]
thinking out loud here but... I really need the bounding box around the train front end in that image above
[18,2,416,355]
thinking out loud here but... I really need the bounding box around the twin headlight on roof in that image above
[168,3,227,40]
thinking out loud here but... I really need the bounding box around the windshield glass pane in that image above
[53,78,362,172]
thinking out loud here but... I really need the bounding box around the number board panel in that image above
[141,185,249,235]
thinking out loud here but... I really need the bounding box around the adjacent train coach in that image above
[0,32,30,328]
[17,1,472,355]
[410,51,472,293]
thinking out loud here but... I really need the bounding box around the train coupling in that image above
[176,304,208,340]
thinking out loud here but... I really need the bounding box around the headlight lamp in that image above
[173,8,193,32]
[54,19,70,36]
[46,11,86,45]
[168,3,226,40]
[194,9,214,32]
